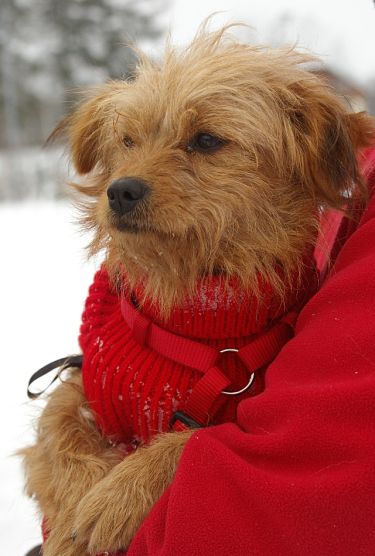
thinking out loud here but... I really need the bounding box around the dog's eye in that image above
[188,133,225,153]
[123,135,135,149]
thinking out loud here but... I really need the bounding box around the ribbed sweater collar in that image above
[129,267,317,342]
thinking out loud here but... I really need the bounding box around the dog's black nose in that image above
[107,177,150,216]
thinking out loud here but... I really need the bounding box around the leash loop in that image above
[27,355,83,399]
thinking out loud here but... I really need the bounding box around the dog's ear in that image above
[49,89,112,175]
[286,79,375,208]
[68,95,107,174]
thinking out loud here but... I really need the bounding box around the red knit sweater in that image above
[79,266,317,451]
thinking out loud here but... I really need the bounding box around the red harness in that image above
[121,295,297,430]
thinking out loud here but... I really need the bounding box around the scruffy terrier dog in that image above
[21,26,374,556]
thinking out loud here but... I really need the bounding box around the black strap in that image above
[169,411,204,430]
[27,355,83,399]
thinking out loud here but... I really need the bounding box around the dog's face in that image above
[61,30,374,313]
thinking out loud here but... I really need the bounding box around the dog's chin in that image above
[112,220,144,234]
[109,215,153,234]
[109,215,177,239]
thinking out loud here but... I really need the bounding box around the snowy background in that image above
[1,0,375,553]
[1,202,97,553]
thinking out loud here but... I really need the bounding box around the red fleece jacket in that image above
[127,148,375,556]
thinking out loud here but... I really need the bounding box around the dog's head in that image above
[58,28,374,314]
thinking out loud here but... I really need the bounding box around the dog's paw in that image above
[73,431,191,554]
[72,458,154,554]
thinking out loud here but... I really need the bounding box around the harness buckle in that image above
[170,411,203,430]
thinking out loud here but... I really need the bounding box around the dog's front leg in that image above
[73,429,194,554]
[20,370,124,556]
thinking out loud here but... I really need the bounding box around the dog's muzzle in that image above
[107,177,150,216]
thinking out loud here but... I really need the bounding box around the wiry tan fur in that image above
[21,24,374,555]
[20,371,190,554]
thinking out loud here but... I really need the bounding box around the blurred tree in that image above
[0,0,165,148]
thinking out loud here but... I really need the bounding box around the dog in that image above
[21,25,374,556]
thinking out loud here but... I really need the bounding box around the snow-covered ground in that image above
[0,201,98,554]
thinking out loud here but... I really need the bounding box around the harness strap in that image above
[122,297,218,371]
[121,296,296,429]
[238,316,295,371]
[182,366,231,426]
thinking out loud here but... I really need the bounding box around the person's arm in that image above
[128,150,375,556]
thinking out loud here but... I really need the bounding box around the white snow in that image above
[0,201,98,554]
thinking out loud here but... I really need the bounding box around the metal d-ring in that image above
[220,348,256,396]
